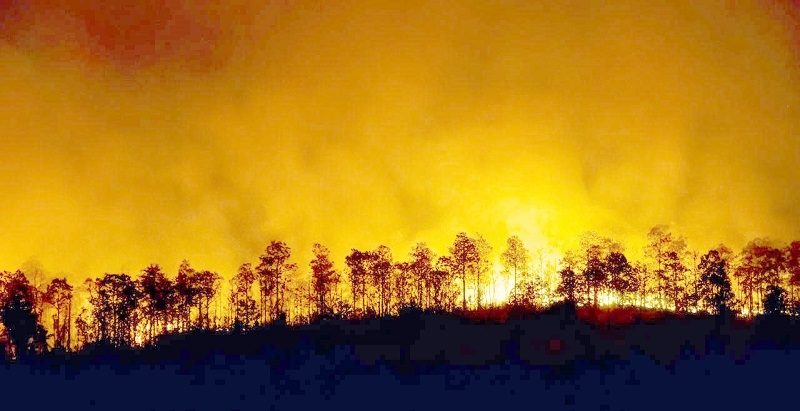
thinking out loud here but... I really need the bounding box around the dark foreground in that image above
[2,306,798,410]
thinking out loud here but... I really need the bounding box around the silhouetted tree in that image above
[393,261,412,310]
[645,225,687,310]
[605,251,635,306]
[0,270,43,359]
[193,270,221,329]
[763,285,788,317]
[577,232,623,307]
[89,273,140,348]
[558,251,585,306]
[44,278,73,350]
[473,234,493,309]
[74,307,91,350]
[698,249,735,316]
[583,250,606,307]
[557,263,578,305]
[661,251,689,312]
[310,243,339,317]
[785,241,800,301]
[175,260,196,332]
[630,262,650,308]
[450,232,479,311]
[501,235,530,305]
[371,245,393,316]
[256,241,296,323]
[409,243,434,309]
[514,276,547,309]
[429,256,456,311]
[138,264,173,343]
[345,249,371,315]
[736,239,784,315]
[231,263,258,329]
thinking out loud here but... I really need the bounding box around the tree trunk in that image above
[462,270,467,311]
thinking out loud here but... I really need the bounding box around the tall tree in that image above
[784,241,800,301]
[345,249,372,315]
[89,273,140,348]
[230,263,258,329]
[631,261,650,308]
[393,261,413,311]
[192,270,221,330]
[256,241,297,323]
[583,247,606,308]
[409,243,434,309]
[449,232,479,311]
[44,278,73,350]
[501,236,530,305]
[736,239,784,315]
[371,245,393,316]
[577,232,623,307]
[763,285,788,317]
[645,225,687,309]
[559,250,588,306]
[605,251,635,306]
[138,264,173,343]
[310,244,339,318]
[175,260,196,332]
[428,256,455,311]
[0,270,44,358]
[556,265,579,305]
[698,249,735,316]
[661,251,689,312]
[473,234,493,309]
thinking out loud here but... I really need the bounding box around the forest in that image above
[1,224,799,362]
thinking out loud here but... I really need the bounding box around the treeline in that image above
[2,225,800,360]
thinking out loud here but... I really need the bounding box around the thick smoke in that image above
[0,0,797,280]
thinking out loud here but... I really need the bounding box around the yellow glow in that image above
[0,0,795,299]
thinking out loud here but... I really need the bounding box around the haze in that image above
[0,0,797,282]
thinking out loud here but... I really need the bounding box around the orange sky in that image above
[0,0,798,283]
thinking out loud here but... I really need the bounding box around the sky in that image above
[0,0,798,283]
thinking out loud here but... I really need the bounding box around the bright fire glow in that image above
[0,0,796,297]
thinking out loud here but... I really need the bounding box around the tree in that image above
[645,225,687,309]
[501,236,530,305]
[784,241,800,301]
[736,239,784,315]
[577,232,623,307]
[231,263,258,329]
[393,261,413,310]
[661,251,689,312]
[138,264,173,343]
[175,260,196,332]
[514,277,547,310]
[428,256,456,311]
[409,243,434,309]
[763,285,788,317]
[556,265,579,305]
[449,232,479,311]
[371,245,393,316]
[583,248,606,308]
[44,278,73,350]
[256,241,297,323]
[0,270,43,359]
[345,249,371,315]
[89,273,140,348]
[631,261,650,308]
[74,308,91,350]
[698,249,735,316]
[473,234,493,309]
[310,244,339,318]
[193,270,221,330]
[605,251,635,306]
